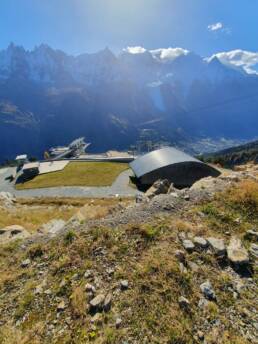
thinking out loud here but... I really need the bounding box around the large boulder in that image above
[0,192,16,208]
[0,225,30,244]
[145,179,171,199]
[207,237,226,256]
[38,219,66,237]
[227,237,249,266]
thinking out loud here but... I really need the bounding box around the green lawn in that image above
[16,162,129,190]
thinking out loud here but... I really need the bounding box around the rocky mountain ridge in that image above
[1,44,258,161]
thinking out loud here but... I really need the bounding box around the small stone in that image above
[245,230,258,242]
[179,262,187,273]
[175,250,186,263]
[120,280,129,290]
[200,281,216,300]
[170,192,179,198]
[198,298,209,309]
[184,195,190,201]
[207,237,226,256]
[21,258,31,268]
[59,279,66,288]
[193,236,208,249]
[57,300,65,312]
[89,294,105,311]
[44,289,52,295]
[90,313,103,325]
[197,331,205,340]
[234,280,245,294]
[106,268,115,276]
[85,283,96,293]
[35,285,43,295]
[188,261,199,272]
[103,293,112,312]
[227,237,249,266]
[249,244,258,259]
[178,232,186,241]
[84,269,93,279]
[178,296,190,310]
[182,239,195,252]
[115,317,122,328]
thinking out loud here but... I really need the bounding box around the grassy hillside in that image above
[201,140,258,167]
[0,177,257,343]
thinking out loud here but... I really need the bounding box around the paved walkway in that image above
[0,168,141,198]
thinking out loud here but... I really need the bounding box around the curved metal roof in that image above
[130,147,201,178]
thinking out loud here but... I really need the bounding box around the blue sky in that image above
[0,0,257,56]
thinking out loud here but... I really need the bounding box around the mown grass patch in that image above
[16,162,129,189]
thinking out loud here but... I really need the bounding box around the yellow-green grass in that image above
[0,197,132,233]
[16,162,129,190]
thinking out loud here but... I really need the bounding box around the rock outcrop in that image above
[0,225,30,244]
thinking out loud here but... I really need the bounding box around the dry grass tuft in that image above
[70,285,87,318]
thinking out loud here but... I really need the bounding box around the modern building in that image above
[49,137,90,160]
[129,147,220,187]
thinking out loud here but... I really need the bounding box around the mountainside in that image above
[1,44,258,161]
[202,140,258,166]
[0,166,257,343]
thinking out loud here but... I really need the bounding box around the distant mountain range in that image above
[0,43,258,161]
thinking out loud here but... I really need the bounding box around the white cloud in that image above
[208,22,223,32]
[150,48,189,61]
[123,46,189,62]
[123,46,146,54]
[208,50,258,75]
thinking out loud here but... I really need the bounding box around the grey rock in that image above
[89,294,105,311]
[227,237,249,266]
[178,296,190,310]
[39,219,66,236]
[175,250,186,263]
[115,317,122,328]
[145,179,170,199]
[193,236,208,249]
[0,225,30,244]
[170,192,179,198]
[249,244,258,259]
[182,239,195,252]
[198,297,209,309]
[184,194,190,201]
[0,192,16,207]
[103,293,112,311]
[135,194,148,204]
[207,237,226,256]
[179,262,187,273]
[21,258,31,268]
[84,269,93,279]
[35,285,43,295]
[245,230,258,242]
[200,281,216,300]
[85,283,96,293]
[120,280,129,290]
[57,300,65,312]
[90,313,103,325]
[178,232,186,241]
[197,331,205,340]
[188,261,199,272]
